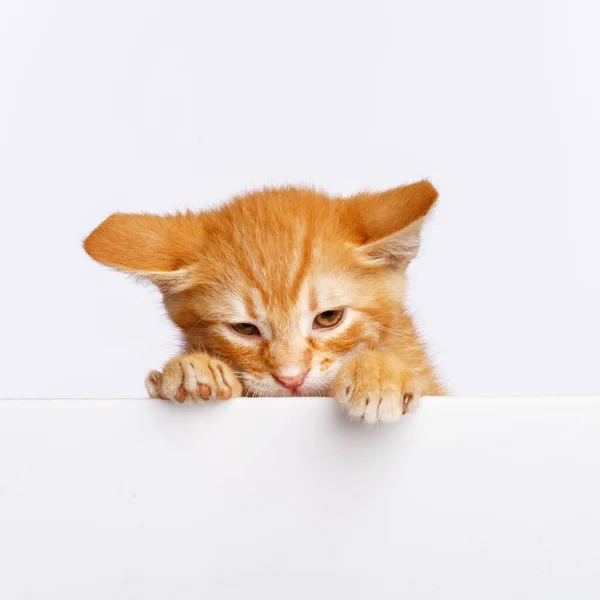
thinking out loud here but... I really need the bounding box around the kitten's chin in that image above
[240,375,333,398]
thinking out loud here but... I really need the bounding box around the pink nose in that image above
[272,371,308,391]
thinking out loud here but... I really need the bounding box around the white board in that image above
[1,397,599,599]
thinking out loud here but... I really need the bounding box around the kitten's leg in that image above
[332,350,441,423]
[146,353,243,403]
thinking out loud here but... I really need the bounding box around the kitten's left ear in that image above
[349,180,439,269]
[83,211,203,292]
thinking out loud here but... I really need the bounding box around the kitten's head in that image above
[84,181,438,396]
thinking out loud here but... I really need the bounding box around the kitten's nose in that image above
[272,370,308,391]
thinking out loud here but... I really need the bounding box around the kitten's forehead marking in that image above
[288,224,314,301]
[236,221,313,306]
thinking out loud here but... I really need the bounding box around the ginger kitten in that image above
[84,181,444,422]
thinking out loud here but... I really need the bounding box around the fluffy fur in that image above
[84,181,445,422]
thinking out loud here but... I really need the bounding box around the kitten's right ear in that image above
[83,212,203,292]
[348,180,439,269]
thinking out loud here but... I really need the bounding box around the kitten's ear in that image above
[350,180,439,269]
[83,212,203,292]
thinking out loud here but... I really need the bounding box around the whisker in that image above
[140,339,181,356]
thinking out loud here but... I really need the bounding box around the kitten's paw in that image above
[146,353,243,403]
[332,350,423,423]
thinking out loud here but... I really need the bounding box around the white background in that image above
[1,0,599,398]
[2,397,599,599]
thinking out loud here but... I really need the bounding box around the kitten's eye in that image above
[231,323,261,336]
[313,309,344,329]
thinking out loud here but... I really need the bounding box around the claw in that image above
[176,385,186,403]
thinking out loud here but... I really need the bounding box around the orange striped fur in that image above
[84,181,444,422]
